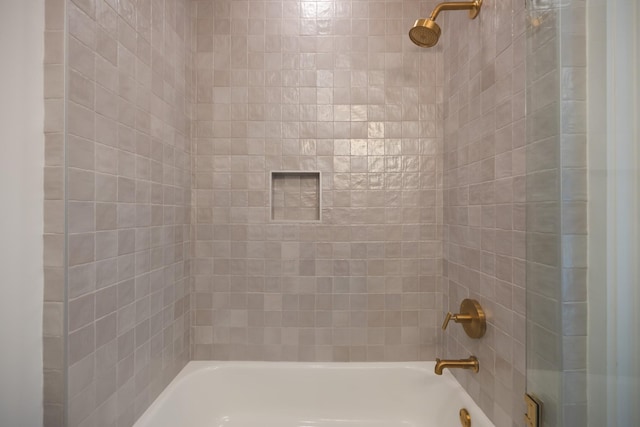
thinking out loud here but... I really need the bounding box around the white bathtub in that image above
[133,361,494,427]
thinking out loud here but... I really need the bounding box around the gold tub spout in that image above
[434,356,479,375]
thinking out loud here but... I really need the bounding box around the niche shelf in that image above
[270,171,321,222]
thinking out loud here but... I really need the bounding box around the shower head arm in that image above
[429,0,483,21]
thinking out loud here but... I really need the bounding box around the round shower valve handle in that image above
[441,299,486,338]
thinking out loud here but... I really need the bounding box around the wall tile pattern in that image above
[557,3,587,425]
[525,1,587,426]
[43,0,67,425]
[525,3,563,425]
[191,0,445,362]
[441,1,527,426]
[57,0,194,426]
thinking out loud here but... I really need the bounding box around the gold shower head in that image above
[409,19,442,48]
[409,0,483,48]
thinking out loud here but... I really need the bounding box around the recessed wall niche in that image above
[270,171,321,222]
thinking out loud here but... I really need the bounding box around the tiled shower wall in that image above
[441,1,527,426]
[43,0,67,424]
[526,1,588,426]
[556,2,588,423]
[41,0,195,425]
[39,1,548,426]
[191,0,445,361]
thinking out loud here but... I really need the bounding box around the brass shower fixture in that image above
[409,0,483,48]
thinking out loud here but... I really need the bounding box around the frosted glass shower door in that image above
[526,0,639,426]
[587,0,640,426]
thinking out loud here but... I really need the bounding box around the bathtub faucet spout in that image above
[434,356,479,375]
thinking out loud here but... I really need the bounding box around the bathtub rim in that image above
[134,360,493,427]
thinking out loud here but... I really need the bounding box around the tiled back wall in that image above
[191,0,445,361]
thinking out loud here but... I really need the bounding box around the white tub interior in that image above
[134,361,494,427]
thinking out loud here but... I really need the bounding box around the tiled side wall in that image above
[43,0,67,425]
[557,2,587,424]
[191,0,445,362]
[525,3,563,425]
[526,1,588,426]
[61,0,194,426]
[441,1,527,426]
[527,2,562,426]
